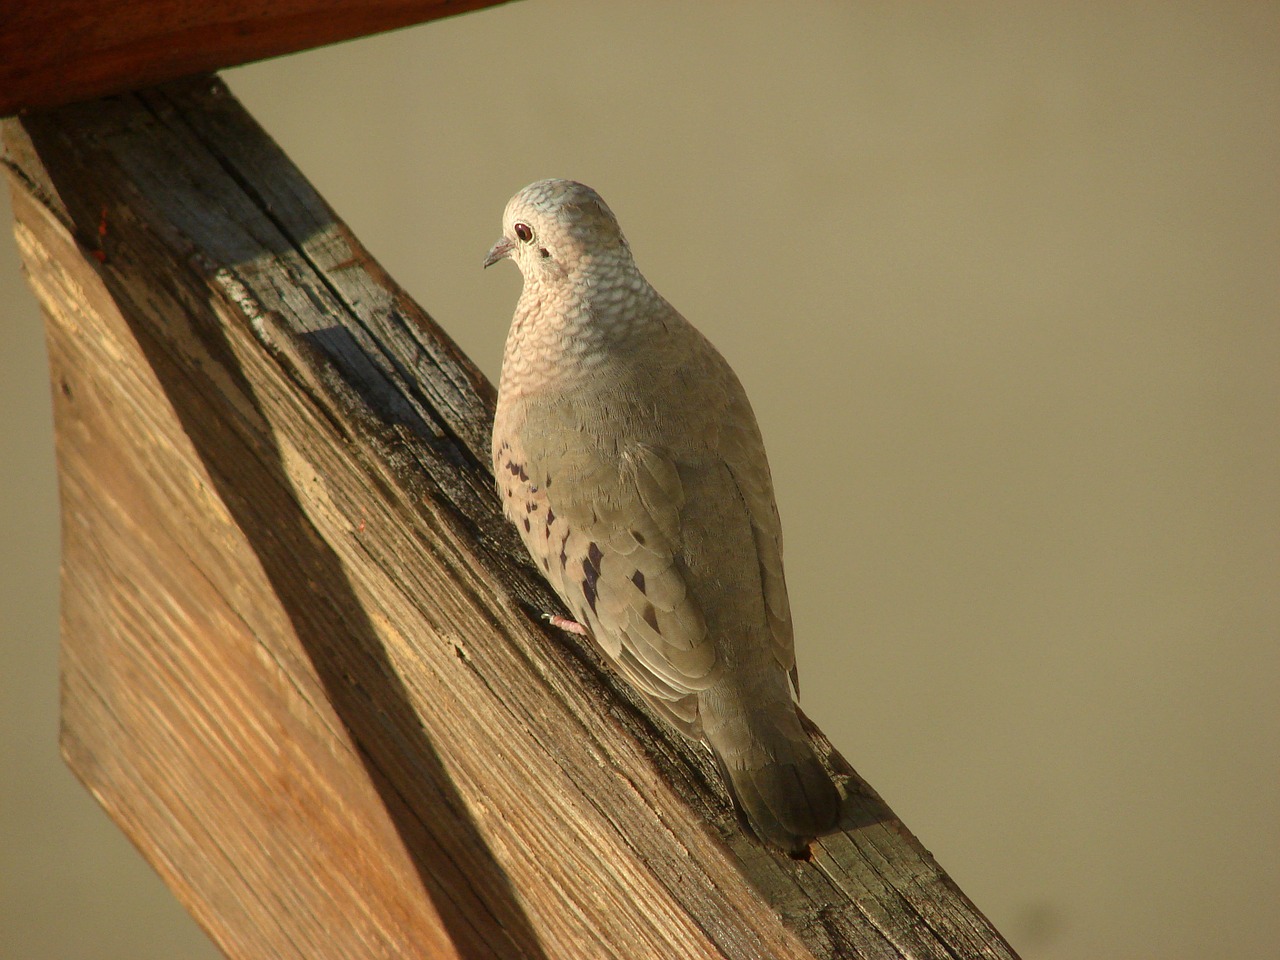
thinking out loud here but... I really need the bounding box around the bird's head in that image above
[483,179,632,283]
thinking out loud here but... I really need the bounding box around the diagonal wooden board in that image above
[3,76,1019,959]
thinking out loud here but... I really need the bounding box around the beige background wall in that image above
[3,2,1276,958]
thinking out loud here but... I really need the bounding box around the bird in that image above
[485,179,840,854]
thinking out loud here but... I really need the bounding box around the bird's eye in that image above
[514,222,533,243]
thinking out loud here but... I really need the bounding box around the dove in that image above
[485,179,840,854]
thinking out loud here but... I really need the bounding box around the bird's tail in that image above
[708,710,842,855]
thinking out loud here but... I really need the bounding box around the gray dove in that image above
[485,179,840,853]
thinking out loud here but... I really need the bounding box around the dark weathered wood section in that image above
[3,77,1019,960]
[0,0,515,116]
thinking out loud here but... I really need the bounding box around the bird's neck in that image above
[501,260,668,397]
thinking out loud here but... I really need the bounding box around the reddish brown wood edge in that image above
[0,0,516,116]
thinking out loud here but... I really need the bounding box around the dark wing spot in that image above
[546,507,556,526]
[523,517,531,533]
[642,603,660,633]
[506,460,521,475]
[582,542,602,615]
[518,464,529,482]
[631,570,646,593]
[631,529,646,546]
[541,557,549,571]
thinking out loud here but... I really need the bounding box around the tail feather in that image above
[712,735,841,854]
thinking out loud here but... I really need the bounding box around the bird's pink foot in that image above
[547,614,589,636]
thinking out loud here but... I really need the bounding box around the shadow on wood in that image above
[3,76,1019,959]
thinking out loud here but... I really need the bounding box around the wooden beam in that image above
[2,76,1020,959]
[0,0,515,116]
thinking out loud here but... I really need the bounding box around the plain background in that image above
[3,2,1277,958]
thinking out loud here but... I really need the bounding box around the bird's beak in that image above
[483,236,514,269]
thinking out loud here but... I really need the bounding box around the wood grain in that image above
[0,0,515,116]
[3,76,1020,959]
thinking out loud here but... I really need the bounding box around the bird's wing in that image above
[716,375,798,692]
[500,431,718,730]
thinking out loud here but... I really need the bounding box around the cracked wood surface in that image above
[3,76,1019,960]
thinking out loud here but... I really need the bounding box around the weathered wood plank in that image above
[0,0,516,116]
[3,76,1019,959]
